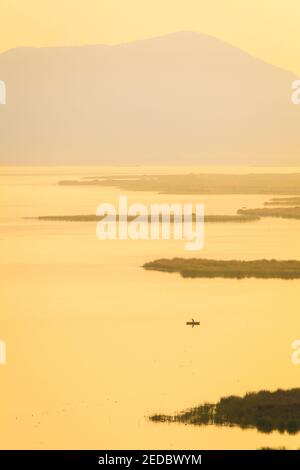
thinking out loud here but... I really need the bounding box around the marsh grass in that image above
[150,389,300,434]
[29,214,260,223]
[143,258,300,279]
[264,197,300,206]
[58,174,300,195]
[238,207,300,220]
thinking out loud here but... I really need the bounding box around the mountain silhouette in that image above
[0,32,299,165]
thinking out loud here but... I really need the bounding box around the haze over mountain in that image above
[0,32,299,165]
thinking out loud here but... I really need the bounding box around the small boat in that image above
[186,318,200,328]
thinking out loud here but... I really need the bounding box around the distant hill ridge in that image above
[0,31,299,165]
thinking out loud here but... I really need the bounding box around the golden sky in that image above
[1,0,300,75]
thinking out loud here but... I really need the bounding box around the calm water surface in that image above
[0,166,300,449]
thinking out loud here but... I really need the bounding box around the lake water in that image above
[0,166,300,449]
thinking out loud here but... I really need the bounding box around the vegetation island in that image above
[31,214,260,223]
[143,258,300,279]
[264,197,300,206]
[238,207,300,220]
[150,388,300,434]
[58,173,300,195]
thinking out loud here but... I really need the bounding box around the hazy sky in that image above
[1,0,300,75]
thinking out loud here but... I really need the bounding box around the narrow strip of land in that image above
[264,197,300,206]
[58,173,300,195]
[143,258,300,279]
[238,207,300,220]
[29,214,260,223]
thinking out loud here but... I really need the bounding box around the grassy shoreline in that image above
[264,197,300,206]
[58,173,300,195]
[150,388,300,434]
[29,214,260,223]
[143,258,300,279]
[238,207,300,220]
